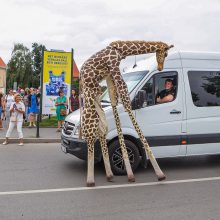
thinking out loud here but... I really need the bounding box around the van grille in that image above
[63,121,75,136]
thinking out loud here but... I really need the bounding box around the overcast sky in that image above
[1,0,220,69]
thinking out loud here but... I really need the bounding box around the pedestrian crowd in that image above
[0,87,41,146]
[0,87,41,128]
[0,87,80,144]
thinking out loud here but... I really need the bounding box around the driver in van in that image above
[156,79,175,104]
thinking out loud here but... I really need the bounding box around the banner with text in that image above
[42,51,72,115]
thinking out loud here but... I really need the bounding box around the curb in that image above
[0,138,61,144]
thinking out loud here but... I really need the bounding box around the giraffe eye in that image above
[165,52,168,57]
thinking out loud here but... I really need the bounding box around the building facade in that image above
[0,57,6,94]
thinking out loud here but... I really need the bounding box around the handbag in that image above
[60,108,67,116]
[29,113,35,121]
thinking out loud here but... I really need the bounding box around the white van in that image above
[61,51,220,175]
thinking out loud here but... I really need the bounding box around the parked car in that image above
[61,51,220,175]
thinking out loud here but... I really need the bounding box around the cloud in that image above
[0,0,220,70]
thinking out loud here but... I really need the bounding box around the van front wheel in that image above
[108,139,140,175]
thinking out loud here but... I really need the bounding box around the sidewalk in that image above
[0,126,61,143]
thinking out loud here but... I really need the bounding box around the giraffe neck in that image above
[110,41,163,57]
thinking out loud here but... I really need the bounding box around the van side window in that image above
[188,71,220,107]
[140,71,178,107]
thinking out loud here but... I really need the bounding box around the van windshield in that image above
[101,71,148,103]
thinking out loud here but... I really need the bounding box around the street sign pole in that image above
[36,47,45,138]
[71,48,74,90]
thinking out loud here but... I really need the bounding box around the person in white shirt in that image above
[2,94,25,146]
[5,89,14,124]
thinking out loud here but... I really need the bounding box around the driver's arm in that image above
[160,94,174,103]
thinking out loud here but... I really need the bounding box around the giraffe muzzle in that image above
[157,65,163,71]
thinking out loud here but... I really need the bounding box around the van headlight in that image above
[74,125,80,135]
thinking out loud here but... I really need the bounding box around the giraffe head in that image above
[156,43,174,71]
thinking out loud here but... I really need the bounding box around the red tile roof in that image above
[0,57,6,68]
[73,59,79,78]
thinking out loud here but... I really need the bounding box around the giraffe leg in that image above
[81,103,99,187]
[126,107,166,181]
[99,135,114,182]
[112,106,135,182]
[92,93,114,182]
[105,75,134,182]
[86,138,96,187]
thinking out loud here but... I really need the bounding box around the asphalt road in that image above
[0,143,220,220]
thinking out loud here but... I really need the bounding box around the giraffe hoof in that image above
[158,175,166,181]
[87,182,95,187]
[107,175,114,182]
[128,175,135,182]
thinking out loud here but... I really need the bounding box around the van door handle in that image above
[170,109,181,114]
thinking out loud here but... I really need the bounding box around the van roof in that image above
[125,51,220,73]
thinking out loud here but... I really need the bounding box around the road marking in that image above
[0,176,220,196]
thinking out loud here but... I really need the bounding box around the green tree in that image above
[31,43,46,88]
[6,43,32,89]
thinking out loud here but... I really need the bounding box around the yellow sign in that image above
[42,51,72,114]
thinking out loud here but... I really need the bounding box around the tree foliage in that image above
[7,43,32,89]
[6,43,46,90]
[31,43,46,88]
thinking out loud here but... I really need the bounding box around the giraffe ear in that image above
[168,45,174,49]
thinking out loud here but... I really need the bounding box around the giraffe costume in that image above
[80,40,174,186]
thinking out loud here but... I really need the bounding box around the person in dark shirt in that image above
[156,79,175,104]
[0,92,5,129]
[69,89,79,112]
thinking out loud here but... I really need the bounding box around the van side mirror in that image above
[133,90,147,109]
